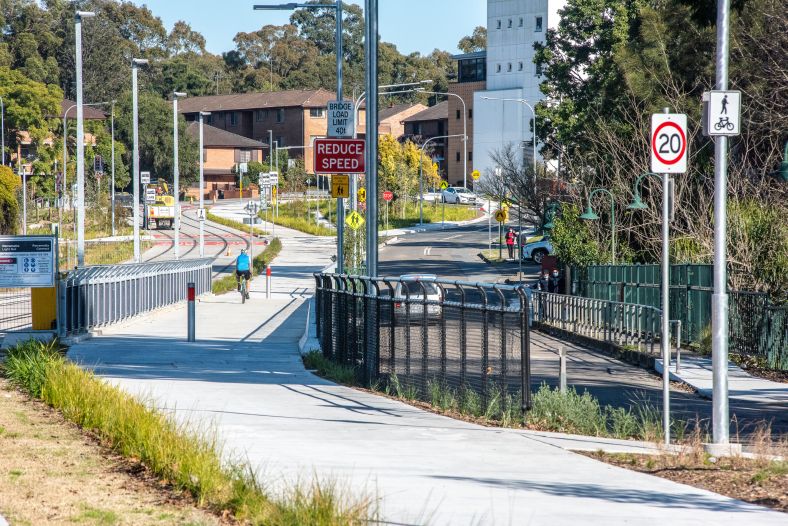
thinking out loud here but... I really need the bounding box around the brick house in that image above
[402,101,450,178]
[448,51,486,188]
[184,122,266,200]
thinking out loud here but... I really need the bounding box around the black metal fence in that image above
[314,273,532,412]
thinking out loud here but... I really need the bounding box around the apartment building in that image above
[448,51,486,188]
[402,101,450,178]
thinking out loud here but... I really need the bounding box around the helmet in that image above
[241,248,247,255]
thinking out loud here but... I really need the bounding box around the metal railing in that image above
[59,258,213,335]
[315,273,532,411]
[0,289,32,334]
[532,291,662,353]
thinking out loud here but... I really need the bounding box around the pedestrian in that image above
[548,268,562,294]
[534,270,550,292]
[505,227,517,260]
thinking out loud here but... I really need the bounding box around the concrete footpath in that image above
[67,218,786,525]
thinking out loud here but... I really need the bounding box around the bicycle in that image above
[239,273,250,303]
[714,117,734,131]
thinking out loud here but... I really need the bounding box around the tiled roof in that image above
[178,88,337,113]
[402,101,449,123]
[379,103,425,121]
[185,122,267,148]
[60,99,107,119]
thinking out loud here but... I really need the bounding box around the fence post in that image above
[477,285,489,407]
[419,280,429,397]
[187,282,196,342]
[517,286,532,413]
[558,347,567,394]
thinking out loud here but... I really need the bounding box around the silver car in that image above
[441,186,477,204]
[393,274,443,321]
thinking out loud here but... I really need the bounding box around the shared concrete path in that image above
[68,207,786,525]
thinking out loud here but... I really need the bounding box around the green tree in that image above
[0,165,21,234]
[551,203,604,267]
[458,26,487,53]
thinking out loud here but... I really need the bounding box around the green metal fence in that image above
[572,264,787,370]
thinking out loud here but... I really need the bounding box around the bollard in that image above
[675,320,682,373]
[558,347,567,394]
[187,282,196,342]
[265,266,272,298]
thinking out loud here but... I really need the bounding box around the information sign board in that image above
[0,236,55,288]
[327,100,355,138]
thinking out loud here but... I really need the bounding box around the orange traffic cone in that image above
[226,247,232,257]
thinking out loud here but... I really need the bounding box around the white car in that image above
[441,186,477,204]
[420,189,443,202]
[520,237,554,264]
[393,274,443,321]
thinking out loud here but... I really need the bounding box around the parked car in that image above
[115,192,133,209]
[393,274,443,322]
[420,189,443,202]
[441,186,477,204]
[521,236,554,264]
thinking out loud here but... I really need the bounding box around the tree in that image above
[458,26,486,53]
[550,203,604,267]
[166,21,206,56]
[0,66,62,158]
[0,165,21,234]
[378,135,438,216]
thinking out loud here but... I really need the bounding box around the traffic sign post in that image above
[382,191,393,231]
[331,175,350,198]
[650,114,688,174]
[706,90,741,136]
[650,109,688,445]
[327,100,355,138]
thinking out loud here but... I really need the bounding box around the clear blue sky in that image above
[130,0,487,56]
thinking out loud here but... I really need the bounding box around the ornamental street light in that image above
[627,172,662,211]
[255,0,346,271]
[75,10,95,267]
[172,91,187,259]
[198,111,210,257]
[580,188,616,264]
[417,89,468,188]
[131,58,149,262]
[419,134,464,225]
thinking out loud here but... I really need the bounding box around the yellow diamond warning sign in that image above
[345,210,365,230]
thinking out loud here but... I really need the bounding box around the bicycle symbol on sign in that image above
[714,116,734,131]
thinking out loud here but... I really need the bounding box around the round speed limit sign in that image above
[650,113,688,174]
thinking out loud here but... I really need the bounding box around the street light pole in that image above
[131,58,148,263]
[712,0,731,446]
[172,92,186,259]
[418,134,464,224]
[198,111,210,257]
[75,11,95,267]
[364,0,379,277]
[110,101,116,237]
[580,188,616,264]
[0,96,4,166]
[418,90,467,188]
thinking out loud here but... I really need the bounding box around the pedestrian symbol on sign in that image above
[345,210,365,230]
[439,180,449,191]
[495,209,507,223]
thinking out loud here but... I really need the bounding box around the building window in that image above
[468,109,473,119]
[535,16,543,32]
[275,136,285,147]
[456,152,461,162]
[458,57,486,83]
[310,108,325,118]
[519,17,523,27]
[456,109,461,120]
[507,19,512,28]
[519,62,524,71]
[255,110,266,122]
[507,63,512,72]
[468,151,473,161]
[276,109,285,123]
[496,19,501,29]
[229,112,238,126]
[496,64,501,73]
[239,149,252,163]
[414,123,422,135]
[205,114,213,125]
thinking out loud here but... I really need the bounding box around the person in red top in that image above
[505,227,518,260]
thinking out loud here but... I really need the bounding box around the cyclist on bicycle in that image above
[235,248,251,292]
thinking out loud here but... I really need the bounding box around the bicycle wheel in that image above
[726,122,734,131]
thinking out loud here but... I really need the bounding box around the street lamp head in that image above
[253,3,300,10]
[627,195,648,210]
[173,92,187,98]
[199,111,211,116]
[579,206,600,221]
[132,58,149,67]
[75,11,95,19]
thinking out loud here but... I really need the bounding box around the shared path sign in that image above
[314,138,365,174]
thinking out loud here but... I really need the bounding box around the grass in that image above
[211,237,282,295]
[302,350,358,385]
[318,199,478,231]
[263,201,336,237]
[58,240,154,269]
[2,339,372,525]
[206,211,268,236]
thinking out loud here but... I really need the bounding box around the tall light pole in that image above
[75,10,95,267]
[418,90,467,188]
[365,0,379,277]
[418,134,464,224]
[580,188,616,265]
[712,0,731,446]
[254,0,345,270]
[172,92,186,259]
[198,111,210,257]
[131,58,148,263]
[482,96,537,177]
[110,100,116,237]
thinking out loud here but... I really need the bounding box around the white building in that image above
[473,0,565,175]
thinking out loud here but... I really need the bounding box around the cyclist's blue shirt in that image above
[236,253,251,271]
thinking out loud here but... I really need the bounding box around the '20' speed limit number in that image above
[650,113,688,174]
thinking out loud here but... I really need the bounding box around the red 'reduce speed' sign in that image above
[314,138,365,174]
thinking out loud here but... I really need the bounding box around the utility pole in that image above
[74,11,95,266]
[364,0,378,277]
[131,58,148,263]
[173,92,186,259]
[110,101,116,237]
[712,0,731,446]
[199,111,210,257]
